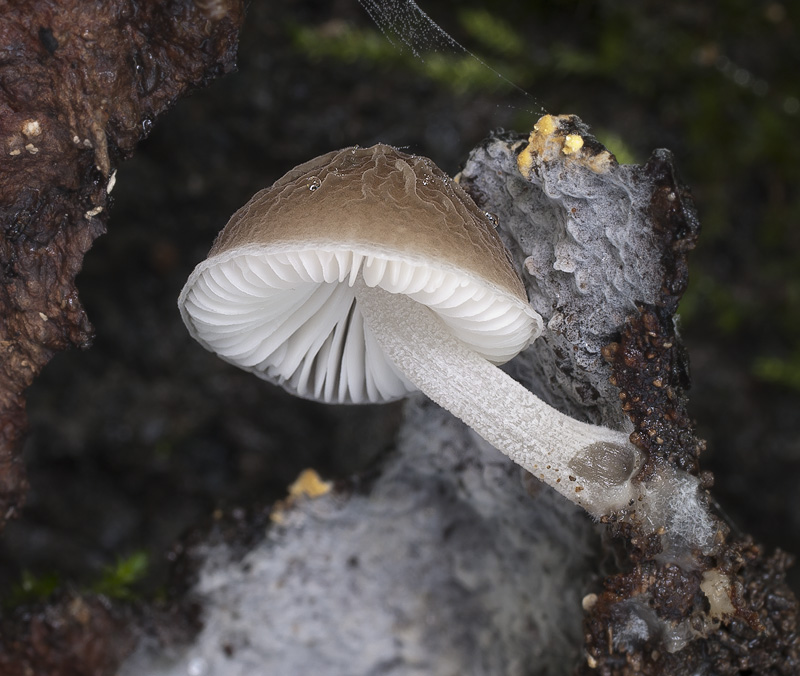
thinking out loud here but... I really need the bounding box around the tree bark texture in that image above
[0,0,244,528]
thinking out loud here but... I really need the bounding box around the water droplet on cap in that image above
[307,176,321,191]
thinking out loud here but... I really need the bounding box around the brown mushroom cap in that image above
[179,144,541,404]
[210,145,526,297]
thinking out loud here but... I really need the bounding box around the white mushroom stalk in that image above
[353,280,641,516]
[178,144,643,517]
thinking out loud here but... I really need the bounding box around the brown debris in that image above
[0,0,244,528]
[581,542,799,675]
[0,593,136,676]
[579,141,799,674]
[600,148,701,477]
[640,151,702,316]
[602,308,700,477]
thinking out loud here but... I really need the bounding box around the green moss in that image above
[5,550,150,608]
[593,130,639,165]
[6,570,61,607]
[289,19,525,95]
[290,23,396,66]
[91,551,149,600]
[753,352,800,392]
[417,51,521,94]
[457,8,524,58]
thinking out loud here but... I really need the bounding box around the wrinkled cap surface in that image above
[178,144,543,404]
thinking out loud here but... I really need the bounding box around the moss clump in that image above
[5,550,150,608]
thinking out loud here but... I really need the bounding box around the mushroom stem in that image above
[354,281,643,517]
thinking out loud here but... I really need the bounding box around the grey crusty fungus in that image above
[178,144,642,516]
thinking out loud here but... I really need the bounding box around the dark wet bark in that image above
[0,0,244,528]
[466,117,798,676]
[0,593,136,676]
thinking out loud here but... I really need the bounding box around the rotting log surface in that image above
[0,0,244,528]
[465,117,798,675]
[0,593,137,676]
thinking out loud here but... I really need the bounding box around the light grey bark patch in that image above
[458,130,662,429]
[121,399,599,676]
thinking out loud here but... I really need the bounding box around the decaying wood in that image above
[465,119,798,675]
[0,0,244,528]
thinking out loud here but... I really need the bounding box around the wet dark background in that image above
[2,0,798,600]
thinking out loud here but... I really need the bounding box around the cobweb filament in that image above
[358,0,458,57]
[356,0,545,113]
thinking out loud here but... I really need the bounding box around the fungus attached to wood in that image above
[178,144,642,515]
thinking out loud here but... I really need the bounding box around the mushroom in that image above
[178,144,642,516]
